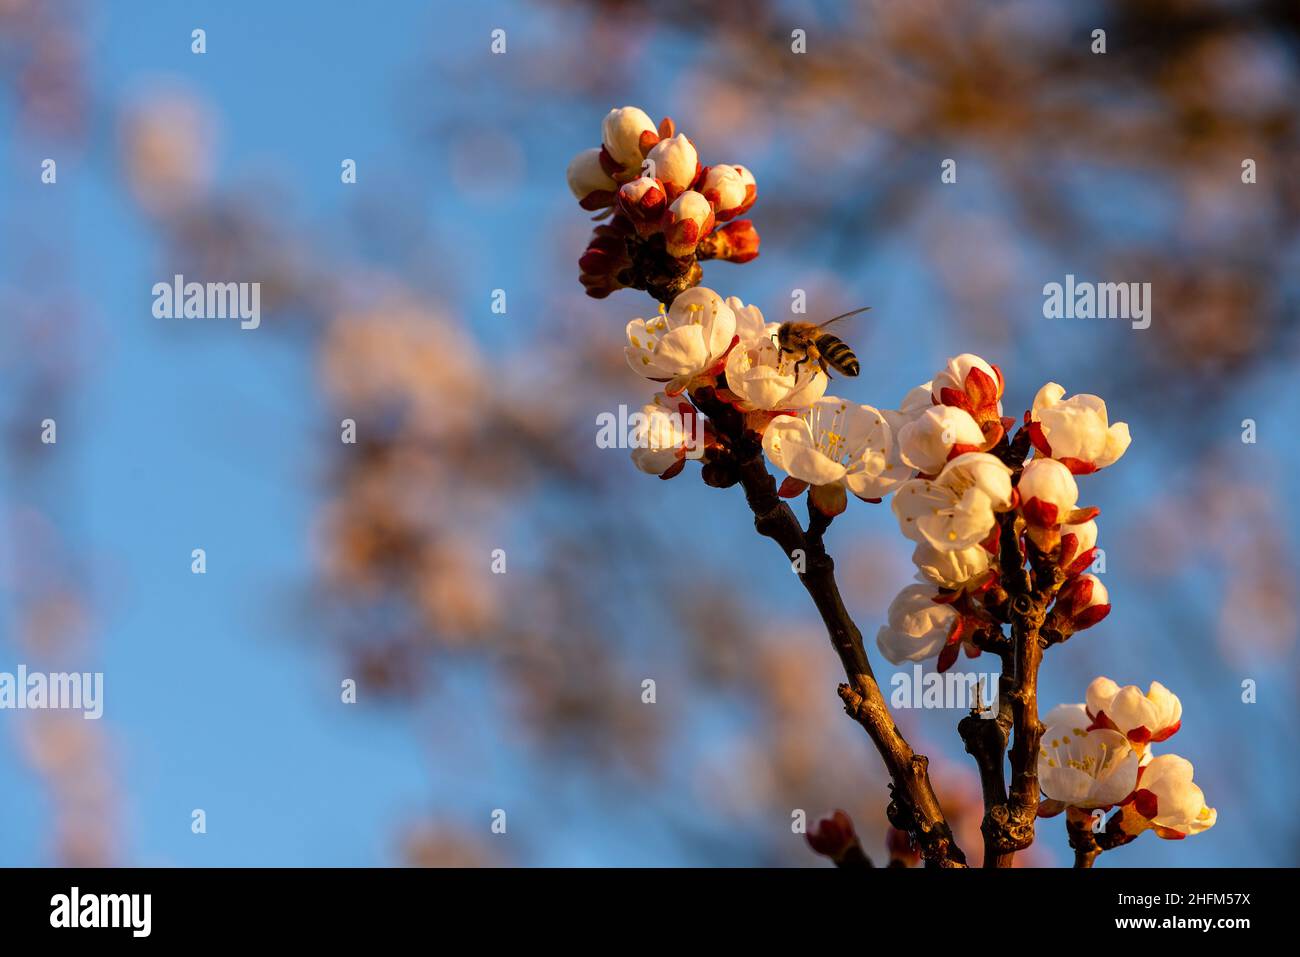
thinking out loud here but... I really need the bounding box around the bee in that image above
[775,307,870,379]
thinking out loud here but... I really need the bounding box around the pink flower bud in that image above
[577,219,632,299]
[1059,518,1098,575]
[806,809,856,860]
[1055,573,1110,631]
[565,148,618,211]
[710,219,760,263]
[661,190,714,259]
[932,354,1006,445]
[642,134,699,201]
[1018,458,1079,529]
[616,176,667,236]
[699,163,756,220]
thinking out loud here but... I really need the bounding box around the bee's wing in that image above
[817,306,872,328]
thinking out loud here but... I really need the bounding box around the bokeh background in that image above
[1,0,1297,866]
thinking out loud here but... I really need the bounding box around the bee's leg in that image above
[818,356,833,379]
[791,354,807,378]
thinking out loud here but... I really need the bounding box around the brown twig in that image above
[837,841,875,868]
[958,430,1063,867]
[1067,813,1102,869]
[1067,807,1142,868]
[957,627,1013,867]
[692,388,967,867]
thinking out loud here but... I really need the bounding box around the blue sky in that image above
[0,0,453,867]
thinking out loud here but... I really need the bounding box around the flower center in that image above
[809,404,852,464]
[1040,726,1124,780]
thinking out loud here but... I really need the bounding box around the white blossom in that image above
[699,164,755,220]
[616,175,666,233]
[725,296,770,341]
[897,404,985,476]
[898,381,935,416]
[601,106,658,174]
[1038,703,1140,814]
[1029,382,1131,474]
[724,310,827,413]
[931,353,1003,408]
[1060,517,1098,570]
[881,380,935,464]
[875,583,960,664]
[662,190,714,258]
[1054,573,1111,631]
[892,452,1014,550]
[1128,754,1217,839]
[629,393,700,478]
[1085,677,1182,749]
[762,398,910,514]
[642,133,699,199]
[911,540,991,591]
[566,148,618,210]
[625,287,737,394]
[1017,457,1079,527]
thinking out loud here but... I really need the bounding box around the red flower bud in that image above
[711,219,760,263]
[616,176,667,236]
[806,809,857,860]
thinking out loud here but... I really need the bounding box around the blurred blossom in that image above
[414,537,502,639]
[400,822,500,867]
[1,0,86,136]
[120,88,216,215]
[20,715,118,866]
[1131,448,1298,662]
[321,300,484,440]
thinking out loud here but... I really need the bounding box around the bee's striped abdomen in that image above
[819,334,860,376]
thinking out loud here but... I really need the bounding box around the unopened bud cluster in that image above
[567,106,759,301]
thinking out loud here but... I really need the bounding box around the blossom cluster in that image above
[869,355,1130,670]
[567,107,760,299]
[1037,677,1216,841]
[572,104,1216,863]
[619,305,1130,673]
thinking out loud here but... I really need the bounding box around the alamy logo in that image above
[595,403,706,459]
[50,887,151,937]
[1042,274,1151,330]
[890,665,1000,718]
[152,273,261,329]
[0,665,103,719]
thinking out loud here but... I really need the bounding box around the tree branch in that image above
[1067,813,1102,869]
[693,388,966,867]
[953,417,1073,866]
[958,627,1014,867]
[1066,807,1141,868]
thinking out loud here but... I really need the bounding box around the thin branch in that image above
[958,427,1063,867]
[693,388,966,867]
[1067,815,1102,869]
[1067,808,1141,868]
[837,842,875,868]
[958,627,1013,867]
